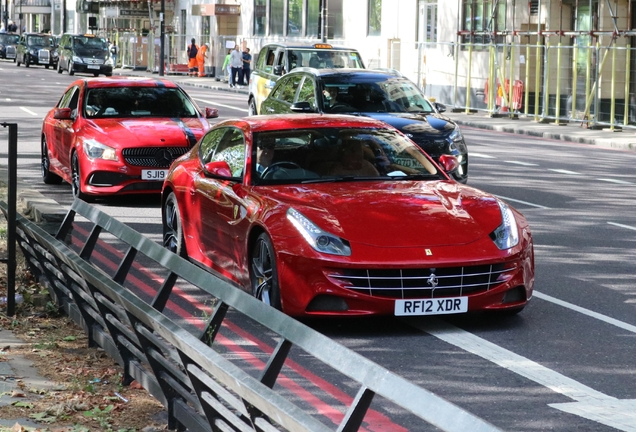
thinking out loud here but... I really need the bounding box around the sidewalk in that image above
[113,68,636,153]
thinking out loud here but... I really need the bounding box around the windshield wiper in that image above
[301,176,381,184]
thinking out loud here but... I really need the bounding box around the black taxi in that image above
[16,32,56,68]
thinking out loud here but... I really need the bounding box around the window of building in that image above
[202,16,210,37]
[461,0,506,46]
[307,0,320,37]
[271,0,285,35]
[417,1,437,44]
[288,0,302,35]
[368,0,381,36]
[327,0,343,38]
[254,0,266,36]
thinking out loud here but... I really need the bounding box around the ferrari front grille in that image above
[122,147,189,168]
[329,263,513,299]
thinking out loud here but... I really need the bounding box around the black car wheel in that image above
[68,61,74,76]
[71,152,90,201]
[162,192,187,258]
[57,60,63,74]
[45,65,49,69]
[248,99,258,116]
[24,55,29,67]
[250,233,282,310]
[16,57,20,66]
[41,136,62,184]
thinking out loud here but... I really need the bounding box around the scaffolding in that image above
[422,0,636,131]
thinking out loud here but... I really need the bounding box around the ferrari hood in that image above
[268,182,502,247]
[87,118,205,147]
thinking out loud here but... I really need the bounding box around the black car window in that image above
[199,127,245,178]
[83,87,198,118]
[256,46,268,70]
[279,75,302,103]
[263,48,277,74]
[297,77,317,108]
[27,35,49,46]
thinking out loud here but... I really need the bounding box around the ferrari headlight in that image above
[83,139,118,161]
[490,200,519,250]
[287,208,351,256]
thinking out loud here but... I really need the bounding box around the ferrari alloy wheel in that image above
[71,152,89,201]
[41,136,62,184]
[248,99,258,116]
[250,233,282,310]
[162,192,187,258]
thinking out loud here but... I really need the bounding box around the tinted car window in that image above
[83,87,199,118]
[0,34,19,44]
[297,77,317,108]
[26,35,50,46]
[199,127,245,177]
[279,75,303,103]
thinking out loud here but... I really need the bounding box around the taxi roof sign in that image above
[313,43,333,49]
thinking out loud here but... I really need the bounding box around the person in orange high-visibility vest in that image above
[197,43,209,77]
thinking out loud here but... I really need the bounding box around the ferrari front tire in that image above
[162,192,188,258]
[250,233,282,310]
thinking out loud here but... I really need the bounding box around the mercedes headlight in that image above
[287,208,351,256]
[490,200,519,250]
[72,55,82,63]
[83,139,118,161]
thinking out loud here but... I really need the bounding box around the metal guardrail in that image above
[0,198,501,432]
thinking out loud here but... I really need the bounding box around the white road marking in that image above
[495,195,550,209]
[20,107,38,116]
[469,152,497,159]
[409,318,636,431]
[549,168,581,175]
[534,291,636,334]
[194,97,249,113]
[598,178,633,185]
[505,160,538,166]
[607,221,636,231]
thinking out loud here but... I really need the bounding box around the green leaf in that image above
[63,335,77,341]
[12,401,34,408]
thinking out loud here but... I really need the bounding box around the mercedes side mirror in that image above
[205,107,219,119]
[434,102,447,113]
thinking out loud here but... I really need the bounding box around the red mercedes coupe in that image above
[41,77,218,199]
[161,114,534,317]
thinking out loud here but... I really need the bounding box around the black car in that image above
[15,32,56,68]
[0,33,19,60]
[258,69,469,183]
[56,33,113,77]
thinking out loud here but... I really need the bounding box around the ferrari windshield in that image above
[251,127,442,185]
[84,87,200,118]
[321,76,434,114]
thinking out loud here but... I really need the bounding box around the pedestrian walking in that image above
[222,49,232,83]
[242,47,252,85]
[109,41,119,68]
[187,38,199,77]
[229,45,243,88]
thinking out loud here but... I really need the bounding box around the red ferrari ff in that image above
[161,114,534,317]
[41,77,218,198]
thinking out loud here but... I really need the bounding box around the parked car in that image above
[57,33,113,76]
[15,32,56,68]
[0,33,19,60]
[248,43,365,116]
[161,114,534,318]
[41,77,219,199]
[258,68,470,183]
[49,34,61,69]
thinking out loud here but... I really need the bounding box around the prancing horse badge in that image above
[425,249,432,256]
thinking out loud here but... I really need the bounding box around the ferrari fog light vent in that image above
[306,295,349,312]
[502,286,526,304]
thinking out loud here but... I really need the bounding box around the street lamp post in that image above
[159,0,164,76]
[2,0,8,32]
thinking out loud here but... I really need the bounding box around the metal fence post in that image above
[0,122,17,316]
